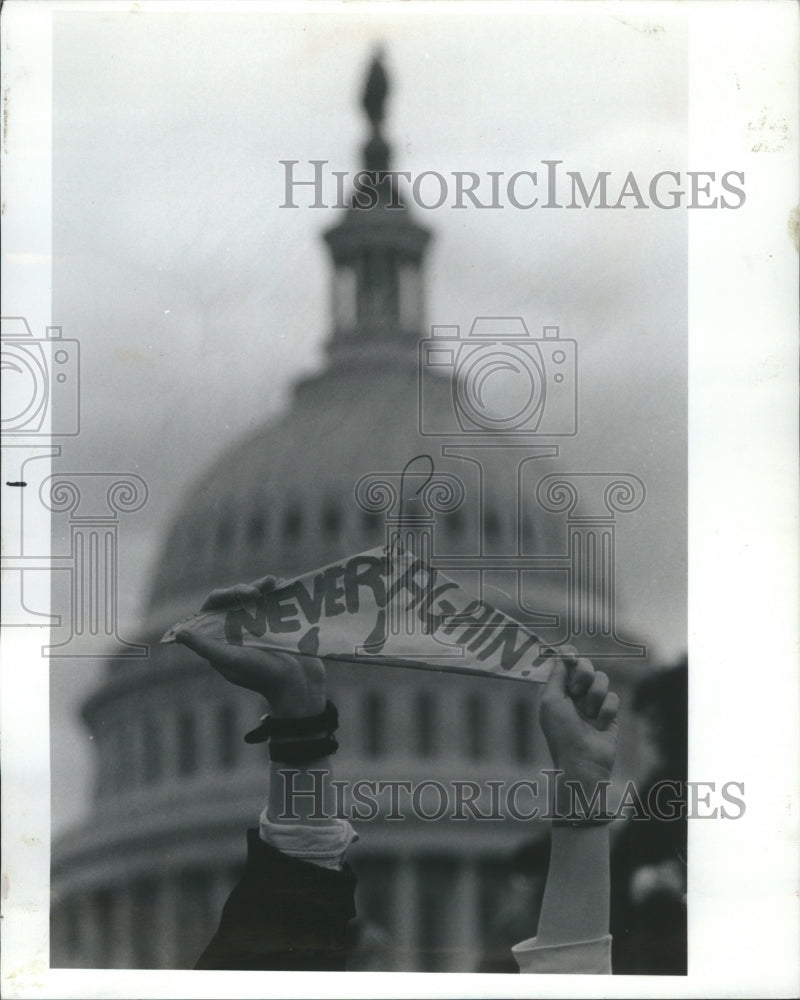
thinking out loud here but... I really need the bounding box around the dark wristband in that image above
[244,700,339,745]
[269,733,339,764]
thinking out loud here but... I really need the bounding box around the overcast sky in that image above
[43,6,688,832]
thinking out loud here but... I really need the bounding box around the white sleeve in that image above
[512,934,613,974]
[258,806,359,871]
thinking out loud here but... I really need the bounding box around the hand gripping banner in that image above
[162,544,556,683]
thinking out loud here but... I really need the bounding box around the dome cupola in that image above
[323,50,431,371]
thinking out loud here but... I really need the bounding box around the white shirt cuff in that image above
[512,934,613,974]
[259,807,359,870]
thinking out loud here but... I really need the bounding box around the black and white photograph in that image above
[1,1,797,996]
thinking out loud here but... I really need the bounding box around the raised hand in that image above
[539,648,619,797]
[174,575,326,719]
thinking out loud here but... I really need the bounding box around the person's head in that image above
[633,655,688,776]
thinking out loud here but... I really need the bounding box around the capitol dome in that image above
[51,53,642,973]
[149,354,567,629]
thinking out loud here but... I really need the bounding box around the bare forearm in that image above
[535,825,610,946]
[267,758,335,822]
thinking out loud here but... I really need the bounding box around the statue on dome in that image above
[362,47,389,132]
[361,48,391,175]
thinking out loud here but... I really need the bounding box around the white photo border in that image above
[1,1,798,997]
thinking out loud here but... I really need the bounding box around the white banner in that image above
[162,545,555,683]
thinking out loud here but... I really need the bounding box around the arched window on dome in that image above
[143,716,162,784]
[177,709,198,776]
[464,693,487,760]
[217,703,238,769]
[247,509,267,546]
[415,691,439,757]
[363,692,386,758]
[284,505,303,542]
[361,508,382,542]
[361,249,398,323]
[322,502,342,541]
[511,696,534,763]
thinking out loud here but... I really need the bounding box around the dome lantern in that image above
[323,49,431,370]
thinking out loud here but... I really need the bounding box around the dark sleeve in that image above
[195,829,358,971]
[610,793,687,976]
